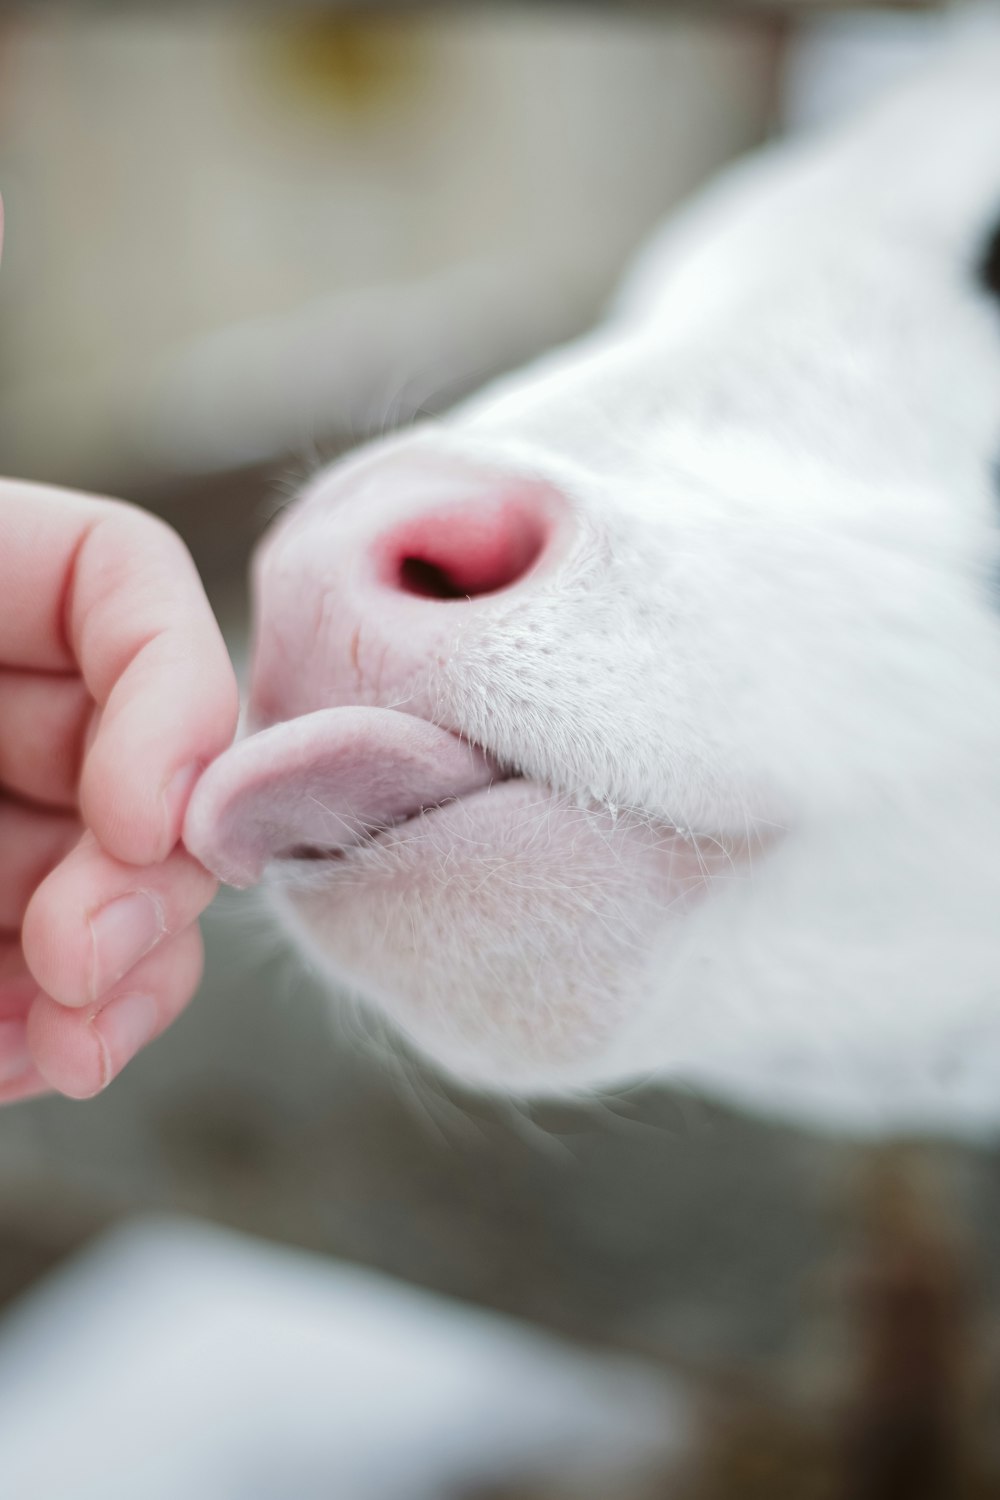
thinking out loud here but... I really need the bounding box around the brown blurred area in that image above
[2,4,1000,1495]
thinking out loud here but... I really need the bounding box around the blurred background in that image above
[4,2,1000,1496]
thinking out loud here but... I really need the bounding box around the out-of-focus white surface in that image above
[0,1218,685,1500]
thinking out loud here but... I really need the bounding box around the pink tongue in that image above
[183,707,497,889]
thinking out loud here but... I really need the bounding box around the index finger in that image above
[0,480,239,865]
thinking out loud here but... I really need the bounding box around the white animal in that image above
[186,38,1000,1138]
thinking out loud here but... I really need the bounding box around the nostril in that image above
[378,497,553,602]
[397,556,476,601]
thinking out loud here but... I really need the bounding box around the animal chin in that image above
[275,769,755,1090]
[184,703,763,1083]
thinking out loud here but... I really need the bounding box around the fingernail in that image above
[89,892,165,1002]
[161,761,203,854]
[91,993,159,1089]
[0,1021,33,1084]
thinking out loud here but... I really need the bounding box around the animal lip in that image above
[183,706,499,890]
[273,781,518,865]
[278,842,350,863]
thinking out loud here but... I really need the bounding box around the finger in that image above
[0,481,117,671]
[0,963,36,1019]
[27,923,204,1100]
[0,1068,52,1106]
[0,941,46,1099]
[0,670,91,808]
[0,482,238,864]
[0,993,34,1087]
[71,504,238,864]
[0,798,81,928]
[21,830,217,1008]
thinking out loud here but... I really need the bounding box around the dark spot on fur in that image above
[979,212,1000,299]
[980,213,1000,555]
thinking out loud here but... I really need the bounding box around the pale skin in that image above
[0,479,238,1103]
[0,196,240,1104]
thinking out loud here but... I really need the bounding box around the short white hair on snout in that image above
[186,38,1000,1137]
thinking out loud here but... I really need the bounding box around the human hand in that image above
[0,481,238,1101]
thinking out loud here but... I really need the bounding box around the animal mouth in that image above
[182,703,756,907]
[183,705,517,889]
[275,777,524,865]
[273,776,525,867]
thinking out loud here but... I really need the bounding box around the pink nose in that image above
[249,438,570,728]
[377,499,550,602]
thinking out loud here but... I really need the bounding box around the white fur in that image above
[256,39,1000,1137]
